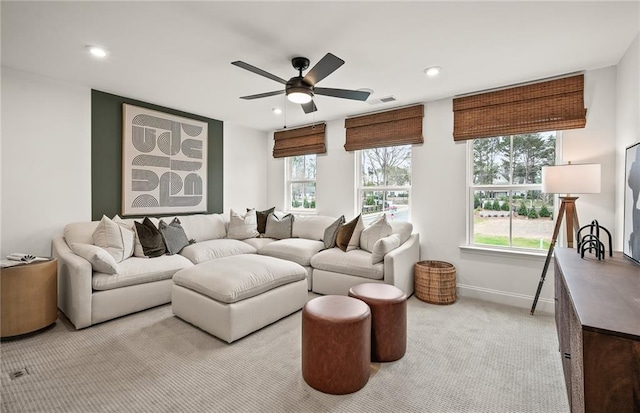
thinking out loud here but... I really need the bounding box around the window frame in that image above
[466,132,560,252]
[285,154,317,213]
[355,145,412,224]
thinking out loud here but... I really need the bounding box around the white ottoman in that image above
[172,254,308,343]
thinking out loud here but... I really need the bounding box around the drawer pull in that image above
[563,352,571,359]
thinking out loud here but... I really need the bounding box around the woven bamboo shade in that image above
[273,123,326,158]
[452,74,587,141]
[344,104,424,151]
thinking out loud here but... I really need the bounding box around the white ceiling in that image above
[2,1,639,132]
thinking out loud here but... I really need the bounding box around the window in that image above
[357,145,411,225]
[286,154,316,211]
[469,132,557,250]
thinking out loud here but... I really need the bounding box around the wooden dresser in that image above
[554,248,640,413]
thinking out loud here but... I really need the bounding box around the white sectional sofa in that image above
[52,212,420,330]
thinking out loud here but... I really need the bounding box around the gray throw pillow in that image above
[264,213,294,240]
[159,218,192,255]
[134,217,166,258]
[322,215,345,249]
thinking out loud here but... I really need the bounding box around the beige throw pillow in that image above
[360,214,393,253]
[71,243,119,274]
[371,233,402,264]
[92,215,134,262]
[113,215,146,258]
[227,209,259,240]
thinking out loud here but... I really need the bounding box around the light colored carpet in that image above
[1,295,569,413]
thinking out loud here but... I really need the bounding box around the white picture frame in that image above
[122,104,208,215]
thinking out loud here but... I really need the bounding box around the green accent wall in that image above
[91,90,223,220]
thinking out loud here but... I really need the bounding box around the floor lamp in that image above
[530,163,601,315]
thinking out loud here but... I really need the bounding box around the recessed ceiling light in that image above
[87,45,107,58]
[424,66,442,77]
[272,107,282,115]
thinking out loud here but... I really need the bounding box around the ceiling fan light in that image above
[287,91,312,104]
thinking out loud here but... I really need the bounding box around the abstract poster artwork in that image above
[624,141,640,264]
[122,104,208,215]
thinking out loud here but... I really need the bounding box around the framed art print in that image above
[122,104,208,215]
[623,141,640,264]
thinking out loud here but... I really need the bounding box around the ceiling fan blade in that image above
[314,87,370,101]
[301,100,318,114]
[231,61,287,85]
[303,53,344,86]
[239,90,284,100]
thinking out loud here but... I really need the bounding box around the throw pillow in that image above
[371,233,402,264]
[249,207,275,234]
[113,215,146,258]
[158,218,192,255]
[336,215,362,252]
[134,217,166,258]
[264,213,295,240]
[70,243,119,274]
[322,215,345,249]
[347,215,365,252]
[92,215,134,263]
[360,214,393,253]
[227,209,259,240]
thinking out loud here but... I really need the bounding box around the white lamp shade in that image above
[541,163,601,194]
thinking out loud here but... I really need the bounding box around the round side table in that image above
[1,259,58,339]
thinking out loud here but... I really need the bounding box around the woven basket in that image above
[414,260,457,305]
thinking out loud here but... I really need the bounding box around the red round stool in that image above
[349,283,407,362]
[302,295,371,394]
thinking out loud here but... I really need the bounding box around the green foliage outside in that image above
[538,204,551,218]
[501,202,510,211]
[527,207,539,219]
[491,200,501,211]
[474,234,550,249]
[517,202,528,216]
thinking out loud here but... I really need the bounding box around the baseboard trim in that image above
[457,284,555,314]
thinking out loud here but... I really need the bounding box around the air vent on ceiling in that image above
[367,96,396,105]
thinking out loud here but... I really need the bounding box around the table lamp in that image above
[530,162,601,315]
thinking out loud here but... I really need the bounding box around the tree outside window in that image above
[471,133,556,250]
[358,145,411,225]
[287,154,316,210]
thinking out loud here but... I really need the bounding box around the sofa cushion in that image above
[293,215,338,241]
[178,214,226,242]
[92,254,193,291]
[179,239,256,264]
[360,214,393,253]
[258,238,325,267]
[134,217,167,258]
[371,233,402,264]
[70,243,120,274]
[310,248,384,280]
[159,218,191,255]
[243,237,276,251]
[227,209,259,240]
[322,215,345,249]
[172,254,306,304]
[336,215,359,252]
[264,213,294,239]
[114,215,146,258]
[92,215,135,263]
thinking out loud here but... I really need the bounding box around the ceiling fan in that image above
[231,53,370,114]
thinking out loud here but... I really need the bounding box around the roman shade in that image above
[344,104,424,151]
[273,123,326,158]
[452,74,587,141]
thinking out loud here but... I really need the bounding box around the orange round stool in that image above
[349,283,407,362]
[302,295,371,394]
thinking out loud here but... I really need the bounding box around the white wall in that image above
[1,68,91,258]
[615,33,640,250]
[223,122,268,213]
[265,66,621,313]
[1,68,269,258]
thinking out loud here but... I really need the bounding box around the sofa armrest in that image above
[52,236,93,329]
[383,233,420,296]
